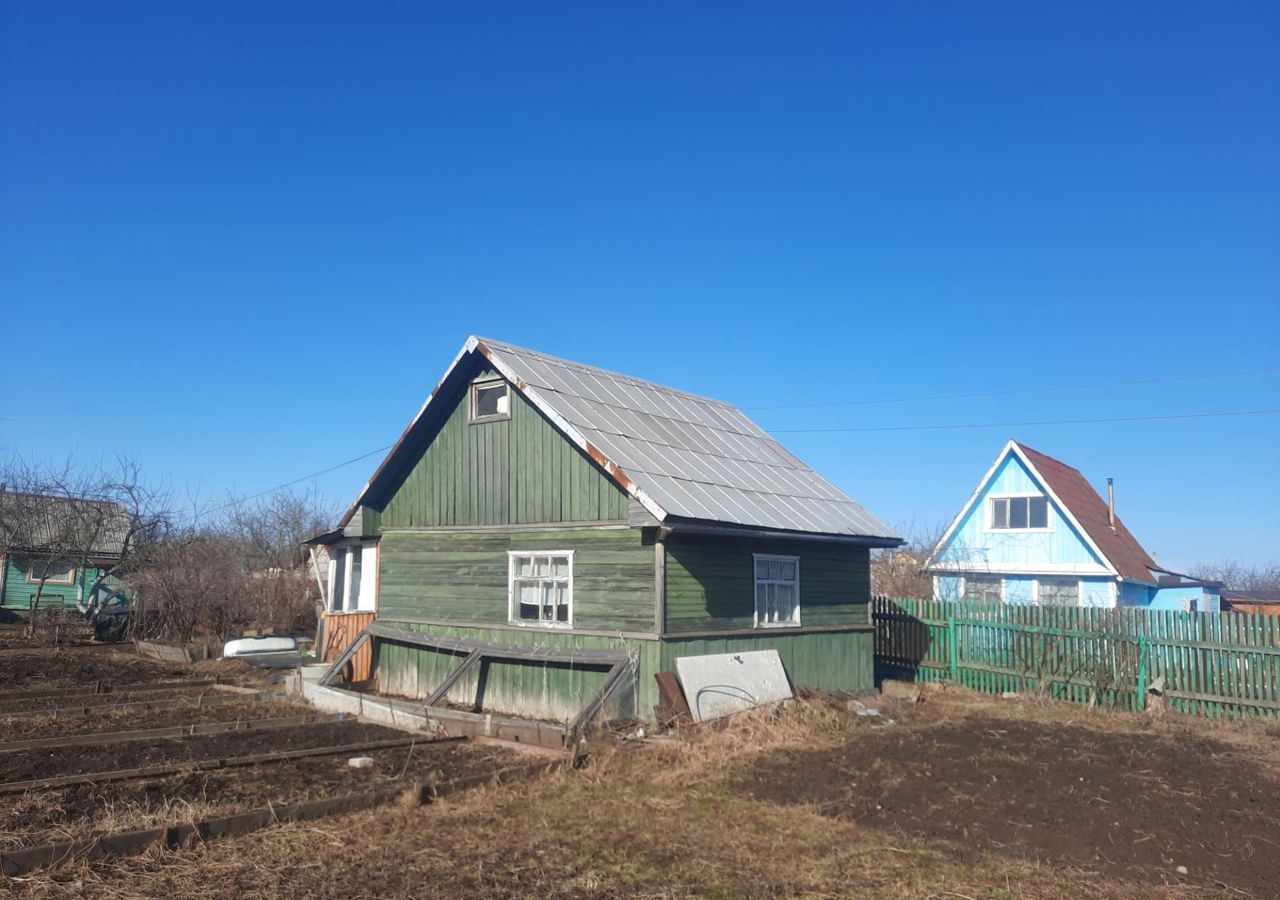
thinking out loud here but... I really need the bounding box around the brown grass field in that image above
[6,681,1279,899]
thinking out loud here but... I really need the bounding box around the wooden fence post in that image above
[948,610,959,683]
[1136,636,1149,711]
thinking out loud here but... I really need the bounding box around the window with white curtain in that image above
[508,552,573,627]
[754,554,800,627]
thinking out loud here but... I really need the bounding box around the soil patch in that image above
[735,715,1280,895]
[0,645,192,690]
[2,720,412,783]
[0,698,306,742]
[0,739,518,849]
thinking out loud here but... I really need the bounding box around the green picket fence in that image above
[872,596,1280,719]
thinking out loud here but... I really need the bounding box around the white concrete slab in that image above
[674,649,793,722]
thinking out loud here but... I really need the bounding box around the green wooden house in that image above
[0,493,131,615]
[322,336,901,722]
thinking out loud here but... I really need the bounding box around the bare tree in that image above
[871,521,948,599]
[1,453,174,641]
[129,487,335,643]
[1191,561,1280,594]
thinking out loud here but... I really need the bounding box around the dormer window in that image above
[470,378,510,423]
[990,495,1048,530]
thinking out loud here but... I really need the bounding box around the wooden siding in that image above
[322,611,376,681]
[1,556,116,611]
[378,527,656,634]
[933,452,1107,572]
[660,629,874,695]
[378,371,629,528]
[663,534,871,633]
[375,620,659,722]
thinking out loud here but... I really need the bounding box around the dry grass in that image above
[12,688,1275,898]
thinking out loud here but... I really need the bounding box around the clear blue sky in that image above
[3,2,1277,569]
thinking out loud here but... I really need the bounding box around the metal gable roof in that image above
[343,336,900,542]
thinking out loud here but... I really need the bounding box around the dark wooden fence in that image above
[872,596,1280,719]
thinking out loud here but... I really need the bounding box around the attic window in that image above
[990,496,1048,530]
[470,379,510,423]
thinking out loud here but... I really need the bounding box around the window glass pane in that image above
[776,584,796,622]
[551,557,569,577]
[1038,578,1078,607]
[780,561,796,581]
[966,576,1001,603]
[516,556,533,577]
[473,382,508,418]
[1029,496,1048,528]
[991,499,1008,529]
[756,560,769,578]
[766,560,781,580]
[1009,497,1029,528]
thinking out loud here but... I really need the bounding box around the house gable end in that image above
[927,443,1111,575]
[375,355,630,528]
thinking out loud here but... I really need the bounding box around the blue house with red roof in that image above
[924,441,1220,612]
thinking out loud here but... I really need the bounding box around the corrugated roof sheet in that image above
[0,492,130,558]
[476,337,898,540]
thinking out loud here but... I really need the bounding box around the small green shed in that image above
[327,336,901,722]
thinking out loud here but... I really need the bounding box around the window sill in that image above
[507,620,574,630]
[754,621,803,630]
[984,527,1053,534]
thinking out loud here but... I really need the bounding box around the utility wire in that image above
[177,444,392,525]
[743,367,1280,412]
[769,409,1280,434]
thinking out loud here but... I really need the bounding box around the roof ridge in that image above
[472,335,741,410]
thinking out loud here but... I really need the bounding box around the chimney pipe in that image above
[1107,477,1115,529]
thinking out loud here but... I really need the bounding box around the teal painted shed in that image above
[319,335,902,723]
[0,492,131,614]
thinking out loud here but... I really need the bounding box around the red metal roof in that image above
[1014,442,1158,583]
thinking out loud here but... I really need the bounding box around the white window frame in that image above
[987,493,1051,532]
[962,574,1004,604]
[753,553,801,628]
[507,550,574,629]
[470,378,511,424]
[1036,576,1082,608]
[27,560,77,585]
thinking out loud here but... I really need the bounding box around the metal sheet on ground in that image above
[675,650,793,723]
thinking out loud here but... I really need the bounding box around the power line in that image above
[178,444,392,524]
[743,367,1280,412]
[768,409,1280,434]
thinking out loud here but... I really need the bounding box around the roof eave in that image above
[659,518,903,548]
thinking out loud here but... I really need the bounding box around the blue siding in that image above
[1150,584,1220,612]
[1004,576,1036,605]
[1120,581,1154,607]
[932,452,1106,572]
[1080,577,1113,607]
